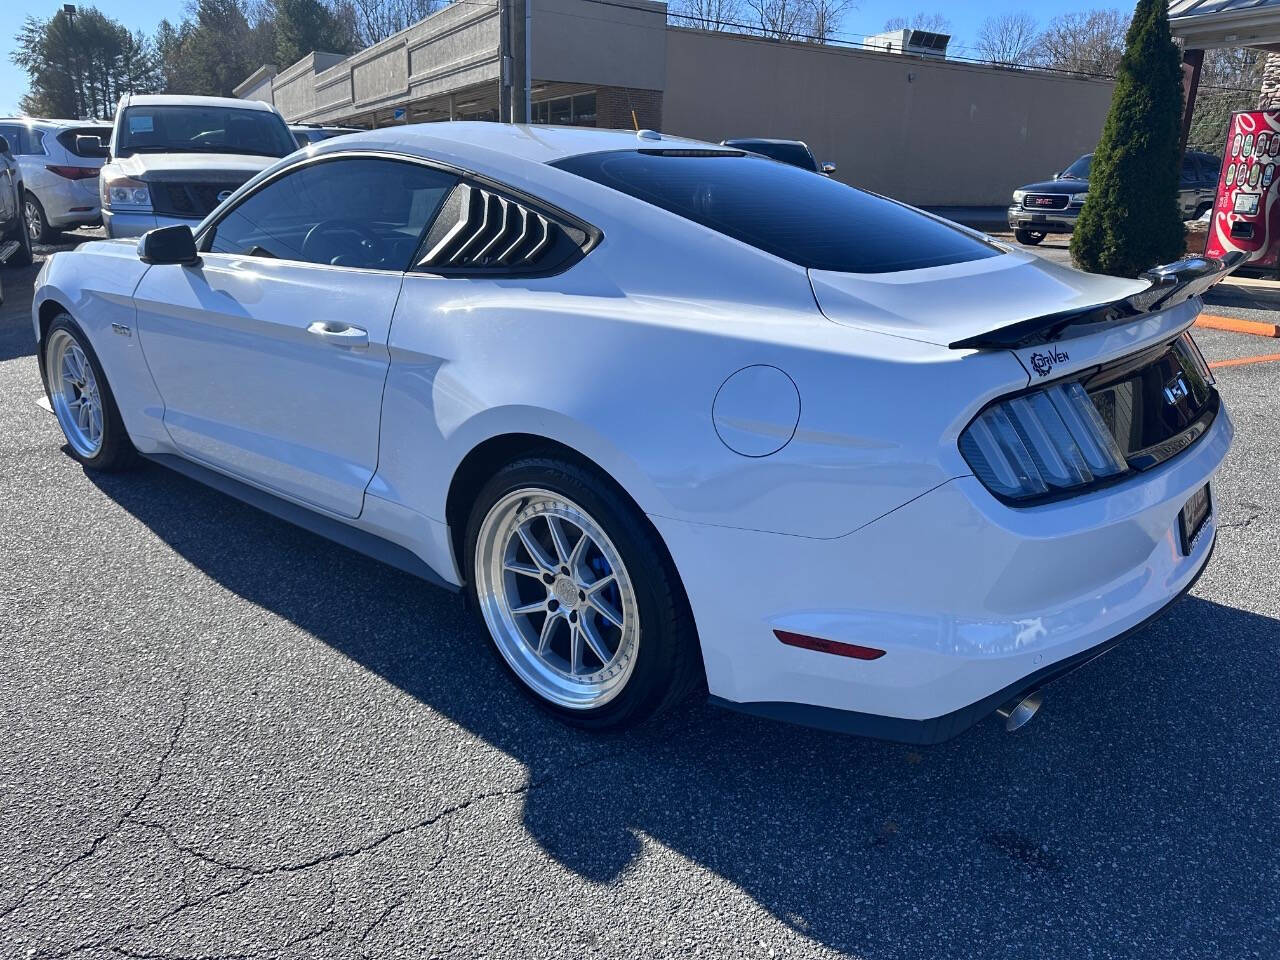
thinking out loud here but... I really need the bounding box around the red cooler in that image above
[1205,109,1280,273]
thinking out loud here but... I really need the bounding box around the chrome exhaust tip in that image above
[996,690,1043,732]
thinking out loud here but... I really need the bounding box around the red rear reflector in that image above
[774,629,885,660]
[46,165,98,180]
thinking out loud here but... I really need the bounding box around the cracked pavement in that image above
[2,235,1279,959]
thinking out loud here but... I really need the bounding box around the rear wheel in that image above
[24,192,55,246]
[42,315,137,471]
[1014,229,1045,245]
[465,457,701,729]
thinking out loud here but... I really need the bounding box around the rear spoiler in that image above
[949,251,1246,351]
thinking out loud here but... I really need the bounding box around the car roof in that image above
[121,95,277,112]
[0,117,110,128]
[312,122,709,165]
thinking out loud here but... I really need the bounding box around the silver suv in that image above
[0,118,112,244]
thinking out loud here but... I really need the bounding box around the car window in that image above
[56,126,112,158]
[116,105,297,159]
[207,157,458,270]
[1060,154,1091,179]
[1181,155,1199,185]
[1198,154,1221,183]
[553,150,999,274]
[0,124,42,156]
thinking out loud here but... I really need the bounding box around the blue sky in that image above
[1,0,1112,114]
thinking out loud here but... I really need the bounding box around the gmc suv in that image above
[1008,151,1221,245]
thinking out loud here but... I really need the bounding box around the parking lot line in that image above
[1208,352,1280,369]
[1195,314,1280,337]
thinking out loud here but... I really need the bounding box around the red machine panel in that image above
[1205,110,1280,271]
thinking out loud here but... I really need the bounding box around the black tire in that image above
[1014,229,1045,245]
[1194,202,1211,220]
[4,191,33,267]
[41,314,137,472]
[24,191,55,246]
[464,456,703,730]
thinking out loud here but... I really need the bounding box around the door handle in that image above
[307,321,368,348]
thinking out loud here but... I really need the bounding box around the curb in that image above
[1195,314,1280,338]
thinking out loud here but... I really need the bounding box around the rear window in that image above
[553,150,999,274]
[56,126,112,158]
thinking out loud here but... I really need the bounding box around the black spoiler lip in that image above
[948,250,1246,351]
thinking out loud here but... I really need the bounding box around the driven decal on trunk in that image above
[1027,346,1070,377]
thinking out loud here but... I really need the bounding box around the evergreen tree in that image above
[274,0,356,67]
[1071,0,1186,276]
[12,6,159,118]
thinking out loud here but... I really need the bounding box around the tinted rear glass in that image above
[553,151,1000,274]
[57,126,112,157]
[725,140,818,172]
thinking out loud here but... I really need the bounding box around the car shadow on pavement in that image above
[87,459,1280,957]
[0,262,43,363]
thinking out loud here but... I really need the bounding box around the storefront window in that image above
[531,92,598,127]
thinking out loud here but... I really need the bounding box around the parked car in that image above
[0,132,35,279]
[290,123,364,147]
[1009,151,1221,245]
[0,117,112,244]
[100,95,297,239]
[721,138,835,176]
[33,124,1232,742]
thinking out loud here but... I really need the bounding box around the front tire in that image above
[4,193,34,267]
[1014,229,1046,245]
[42,315,137,471]
[465,456,701,729]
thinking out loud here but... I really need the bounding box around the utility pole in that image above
[64,4,82,120]
[497,0,528,123]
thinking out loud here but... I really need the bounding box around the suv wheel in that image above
[25,192,55,245]
[1014,229,1046,246]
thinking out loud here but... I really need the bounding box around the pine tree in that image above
[1070,0,1186,277]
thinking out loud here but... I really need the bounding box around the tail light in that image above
[960,380,1128,501]
[45,164,99,180]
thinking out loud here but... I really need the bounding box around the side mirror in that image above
[76,134,107,158]
[821,161,836,175]
[138,224,200,266]
[0,136,10,156]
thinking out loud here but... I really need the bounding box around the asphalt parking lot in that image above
[2,230,1278,959]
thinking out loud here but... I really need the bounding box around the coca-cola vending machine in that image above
[1204,109,1280,273]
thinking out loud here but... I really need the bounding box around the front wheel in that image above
[1014,229,1046,245]
[465,457,702,729]
[42,315,137,471]
[4,193,33,267]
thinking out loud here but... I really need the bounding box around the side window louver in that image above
[415,182,591,276]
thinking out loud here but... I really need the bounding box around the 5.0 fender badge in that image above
[1027,347,1069,377]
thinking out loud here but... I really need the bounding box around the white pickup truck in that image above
[100,95,297,239]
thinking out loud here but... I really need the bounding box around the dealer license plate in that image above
[1179,484,1211,555]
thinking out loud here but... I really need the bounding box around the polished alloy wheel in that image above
[46,329,104,457]
[474,488,640,709]
[25,199,41,243]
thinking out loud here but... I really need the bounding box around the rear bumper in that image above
[654,405,1232,743]
[1008,205,1078,234]
[103,210,201,239]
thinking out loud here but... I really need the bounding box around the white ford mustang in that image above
[32,123,1234,742]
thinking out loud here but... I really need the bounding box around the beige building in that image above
[235,0,1116,207]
